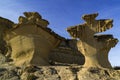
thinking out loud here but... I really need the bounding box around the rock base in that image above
[0,64,120,80]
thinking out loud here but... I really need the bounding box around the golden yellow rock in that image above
[67,13,118,68]
[5,12,62,66]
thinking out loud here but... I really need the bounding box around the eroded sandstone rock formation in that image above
[67,13,118,68]
[49,39,85,65]
[0,12,118,69]
[0,12,85,67]
[0,12,120,80]
[3,12,64,66]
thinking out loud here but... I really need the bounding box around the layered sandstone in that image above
[0,12,119,80]
[4,12,63,66]
[67,13,118,68]
[0,12,85,67]
[50,39,85,65]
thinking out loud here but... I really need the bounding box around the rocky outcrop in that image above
[0,12,119,80]
[0,12,85,67]
[3,12,64,66]
[49,39,85,65]
[0,17,14,56]
[18,12,49,28]
[67,13,118,68]
[0,63,120,80]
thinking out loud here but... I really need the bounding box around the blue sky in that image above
[0,0,120,66]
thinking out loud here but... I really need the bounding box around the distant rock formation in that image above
[67,13,118,68]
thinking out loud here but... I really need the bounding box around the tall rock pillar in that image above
[67,13,118,68]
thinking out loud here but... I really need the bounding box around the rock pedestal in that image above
[67,13,118,68]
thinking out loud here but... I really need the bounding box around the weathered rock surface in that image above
[0,53,7,64]
[49,39,85,65]
[0,12,119,80]
[1,12,85,67]
[67,13,118,68]
[0,63,120,80]
[4,12,64,66]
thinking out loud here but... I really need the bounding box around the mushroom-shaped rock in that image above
[67,13,118,68]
